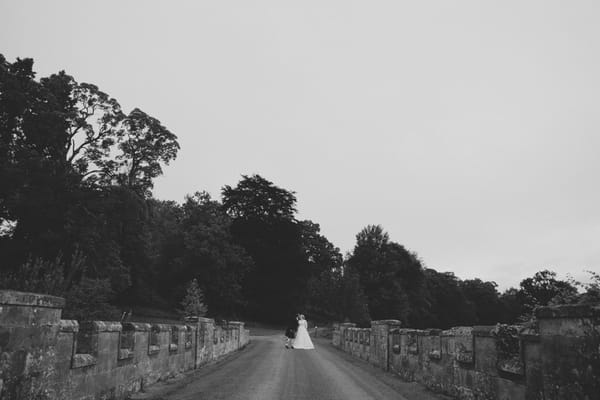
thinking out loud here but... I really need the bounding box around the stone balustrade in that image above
[0,290,250,400]
[333,304,600,400]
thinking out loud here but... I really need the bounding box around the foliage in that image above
[0,255,66,296]
[222,174,297,221]
[111,108,179,196]
[460,279,505,325]
[222,175,309,323]
[517,269,579,318]
[422,269,476,328]
[0,251,120,321]
[339,266,371,326]
[179,192,251,316]
[571,270,600,304]
[347,225,428,325]
[144,193,252,318]
[0,53,178,320]
[63,278,120,321]
[180,279,208,317]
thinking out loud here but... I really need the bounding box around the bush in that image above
[180,279,208,318]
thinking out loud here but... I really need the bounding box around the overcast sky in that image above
[2,0,599,290]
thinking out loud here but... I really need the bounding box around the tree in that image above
[499,287,525,323]
[180,279,208,318]
[422,269,476,328]
[299,220,343,276]
[578,270,600,304]
[222,174,297,221]
[110,108,179,196]
[178,192,251,317]
[347,225,428,325]
[518,270,578,316]
[221,175,307,323]
[301,220,346,321]
[460,279,505,325]
[339,265,371,326]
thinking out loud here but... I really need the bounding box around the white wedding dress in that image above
[292,319,314,349]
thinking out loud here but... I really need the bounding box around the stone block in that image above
[0,290,65,327]
[71,353,97,369]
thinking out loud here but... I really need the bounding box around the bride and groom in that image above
[285,313,314,350]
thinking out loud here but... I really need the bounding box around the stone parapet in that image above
[0,290,251,400]
[332,302,600,400]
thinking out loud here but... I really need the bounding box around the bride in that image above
[292,314,314,350]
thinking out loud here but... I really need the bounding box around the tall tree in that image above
[347,225,427,325]
[301,220,345,321]
[0,54,179,318]
[339,265,371,326]
[222,175,307,323]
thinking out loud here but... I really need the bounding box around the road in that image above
[139,331,449,400]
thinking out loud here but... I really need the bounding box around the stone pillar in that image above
[192,316,215,367]
[0,290,65,400]
[332,323,341,347]
[338,323,356,352]
[536,303,600,400]
[371,319,401,370]
[228,321,244,349]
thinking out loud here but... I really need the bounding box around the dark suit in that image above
[285,317,298,339]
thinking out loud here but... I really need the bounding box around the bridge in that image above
[0,290,597,399]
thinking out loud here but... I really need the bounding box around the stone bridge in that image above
[0,289,598,399]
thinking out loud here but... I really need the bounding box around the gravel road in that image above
[138,332,450,400]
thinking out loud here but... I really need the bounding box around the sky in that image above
[1,0,599,290]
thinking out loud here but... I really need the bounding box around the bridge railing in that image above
[332,304,600,400]
[0,290,250,400]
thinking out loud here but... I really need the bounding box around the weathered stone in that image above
[0,290,251,400]
[0,290,65,309]
[59,319,79,333]
[118,348,133,360]
[71,353,96,369]
[123,322,151,332]
[333,303,600,400]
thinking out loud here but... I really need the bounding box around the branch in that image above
[67,128,105,163]
[81,169,105,179]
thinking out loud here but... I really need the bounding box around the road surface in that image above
[139,331,449,400]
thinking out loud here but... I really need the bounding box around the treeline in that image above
[313,224,600,328]
[1,55,598,327]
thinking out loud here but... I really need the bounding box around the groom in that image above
[284,313,299,349]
